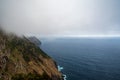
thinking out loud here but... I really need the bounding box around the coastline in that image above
[57,65,67,80]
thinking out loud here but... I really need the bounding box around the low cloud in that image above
[0,0,120,36]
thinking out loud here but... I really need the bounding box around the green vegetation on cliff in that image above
[0,28,62,80]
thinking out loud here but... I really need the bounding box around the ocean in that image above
[40,38,120,80]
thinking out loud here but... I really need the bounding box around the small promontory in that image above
[28,36,41,46]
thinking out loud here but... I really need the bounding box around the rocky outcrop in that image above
[0,29,62,80]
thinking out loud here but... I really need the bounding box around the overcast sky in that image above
[0,0,120,37]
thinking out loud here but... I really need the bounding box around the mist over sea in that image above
[40,38,120,80]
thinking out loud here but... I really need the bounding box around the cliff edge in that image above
[0,29,62,80]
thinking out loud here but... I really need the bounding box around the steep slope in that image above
[0,29,62,80]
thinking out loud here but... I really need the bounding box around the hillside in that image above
[0,29,62,80]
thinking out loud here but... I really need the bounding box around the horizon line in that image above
[38,35,120,38]
[25,34,120,38]
[63,35,120,38]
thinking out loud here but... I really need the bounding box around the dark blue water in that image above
[40,38,120,80]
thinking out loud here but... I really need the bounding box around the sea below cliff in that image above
[40,37,120,80]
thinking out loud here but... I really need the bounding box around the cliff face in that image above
[0,30,62,80]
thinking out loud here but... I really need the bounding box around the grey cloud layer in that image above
[0,0,120,36]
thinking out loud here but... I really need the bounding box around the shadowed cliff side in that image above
[0,28,62,80]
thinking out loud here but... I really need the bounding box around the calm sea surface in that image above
[40,38,120,80]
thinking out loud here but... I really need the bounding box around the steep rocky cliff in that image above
[0,29,62,80]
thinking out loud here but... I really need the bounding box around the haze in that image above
[0,0,120,37]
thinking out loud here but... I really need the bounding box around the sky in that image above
[0,0,120,37]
